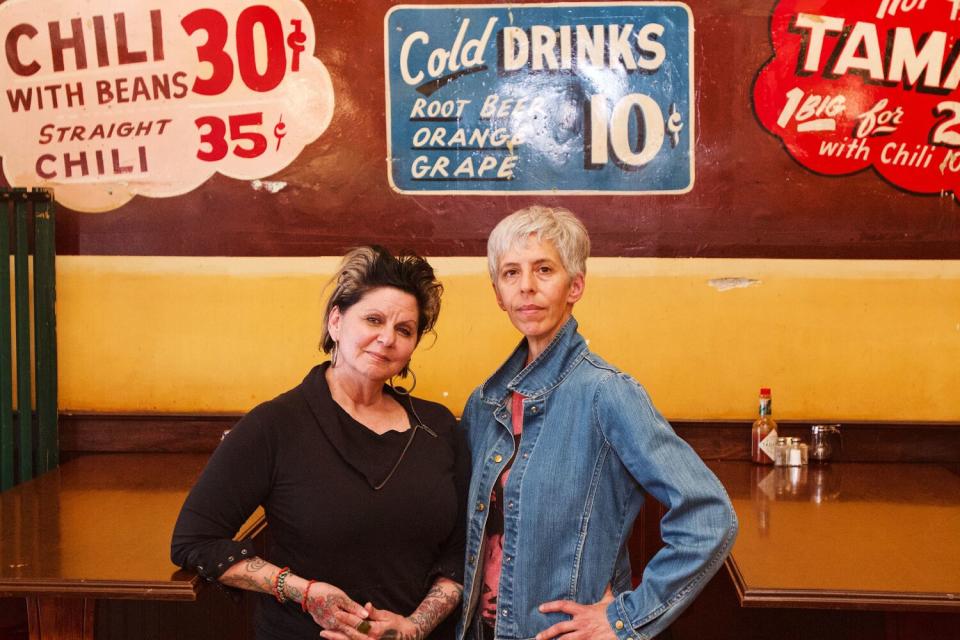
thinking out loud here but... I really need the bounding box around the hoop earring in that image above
[330,341,339,367]
[389,367,417,395]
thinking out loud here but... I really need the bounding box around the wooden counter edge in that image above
[0,576,200,601]
[235,509,268,546]
[166,506,269,600]
[724,557,960,612]
[0,508,268,603]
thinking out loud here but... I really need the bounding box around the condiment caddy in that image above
[751,388,841,466]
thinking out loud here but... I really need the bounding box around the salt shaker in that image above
[774,437,789,466]
[787,437,802,467]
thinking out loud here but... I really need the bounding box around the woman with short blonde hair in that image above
[458,207,737,640]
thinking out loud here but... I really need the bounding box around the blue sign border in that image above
[384,2,694,195]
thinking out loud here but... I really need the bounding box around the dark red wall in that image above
[6,0,959,258]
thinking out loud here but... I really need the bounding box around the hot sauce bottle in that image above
[751,387,778,465]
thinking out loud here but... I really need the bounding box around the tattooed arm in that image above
[218,556,275,594]
[322,576,463,640]
[403,577,464,639]
[220,556,368,630]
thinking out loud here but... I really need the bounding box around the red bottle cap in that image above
[759,387,771,396]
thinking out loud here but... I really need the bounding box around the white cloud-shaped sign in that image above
[0,0,334,212]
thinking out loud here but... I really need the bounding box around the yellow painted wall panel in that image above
[56,257,960,421]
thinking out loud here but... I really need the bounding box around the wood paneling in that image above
[673,421,960,464]
[27,597,94,640]
[59,414,237,454]
[0,597,27,640]
[93,587,259,640]
[59,413,960,463]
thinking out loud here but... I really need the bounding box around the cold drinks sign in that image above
[754,0,960,196]
[0,0,334,212]
[384,3,694,194]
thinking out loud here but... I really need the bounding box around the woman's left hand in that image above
[321,602,422,640]
[535,585,617,640]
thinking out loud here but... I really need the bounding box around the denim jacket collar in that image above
[480,316,589,403]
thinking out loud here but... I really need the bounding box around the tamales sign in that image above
[754,0,960,197]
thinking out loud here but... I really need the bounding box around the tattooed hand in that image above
[368,605,422,640]
[304,582,369,631]
[320,603,420,640]
[320,577,461,640]
[218,557,367,633]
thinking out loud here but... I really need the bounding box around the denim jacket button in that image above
[493,454,503,463]
[468,554,476,565]
[476,502,486,512]
[615,620,625,630]
[530,406,539,413]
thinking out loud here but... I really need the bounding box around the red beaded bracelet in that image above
[273,566,291,603]
[301,580,317,613]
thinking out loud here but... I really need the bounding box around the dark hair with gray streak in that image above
[320,246,443,375]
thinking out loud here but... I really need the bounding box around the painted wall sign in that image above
[0,0,334,212]
[754,0,960,196]
[384,2,693,194]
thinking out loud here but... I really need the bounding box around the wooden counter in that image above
[708,461,960,612]
[0,453,265,639]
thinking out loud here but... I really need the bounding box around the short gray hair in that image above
[487,206,590,281]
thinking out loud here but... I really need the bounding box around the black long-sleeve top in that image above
[171,364,469,640]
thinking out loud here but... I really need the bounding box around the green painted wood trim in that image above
[13,191,32,481]
[33,194,57,472]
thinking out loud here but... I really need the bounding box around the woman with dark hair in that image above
[172,246,468,640]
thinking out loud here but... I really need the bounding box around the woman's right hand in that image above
[303,582,369,630]
[321,602,419,640]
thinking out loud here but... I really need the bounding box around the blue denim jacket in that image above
[457,318,737,640]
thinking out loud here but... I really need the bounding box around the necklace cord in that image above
[372,395,436,490]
